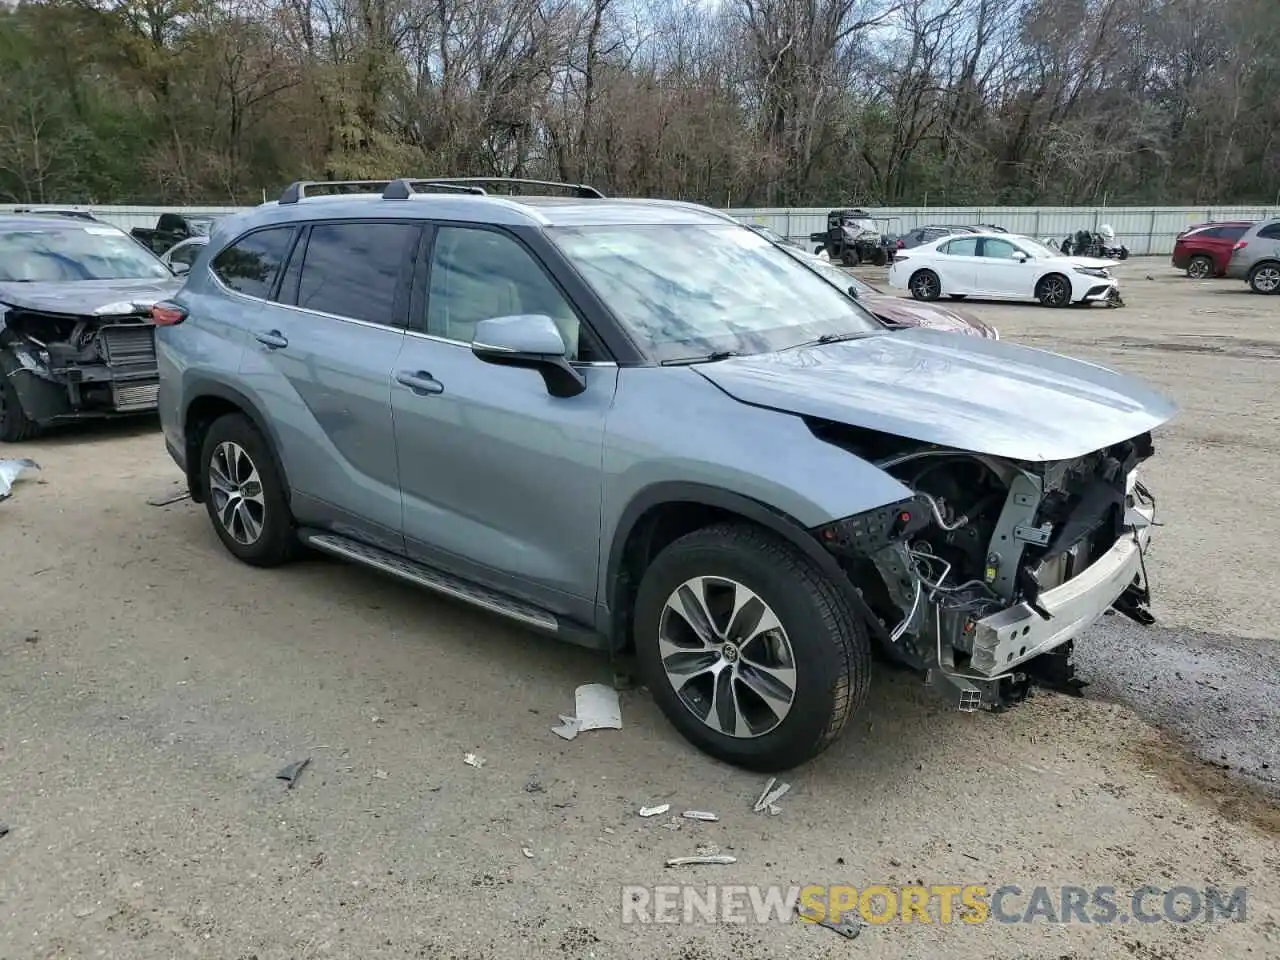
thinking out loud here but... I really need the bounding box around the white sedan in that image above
[887,232,1121,307]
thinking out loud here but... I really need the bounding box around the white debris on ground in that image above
[753,777,791,815]
[550,683,622,740]
[0,458,39,501]
[462,753,485,768]
[681,810,718,821]
[637,803,670,817]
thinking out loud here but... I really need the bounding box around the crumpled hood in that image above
[695,327,1176,462]
[1062,255,1118,269]
[0,278,182,316]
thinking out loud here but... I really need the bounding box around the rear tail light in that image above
[893,254,909,263]
[1233,241,1248,252]
[151,301,187,326]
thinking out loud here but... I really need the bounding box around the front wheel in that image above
[909,269,942,301]
[199,413,297,566]
[1036,273,1072,307]
[0,353,40,442]
[633,523,870,772]
[1249,262,1280,295]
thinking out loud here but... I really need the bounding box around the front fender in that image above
[599,367,913,609]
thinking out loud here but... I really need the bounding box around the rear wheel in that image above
[633,522,869,772]
[1035,273,1072,307]
[841,249,859,267]
[199,413,297,566]
[1186,256,1213,280]
[909,269,942,301]
[1248,262,1280,295]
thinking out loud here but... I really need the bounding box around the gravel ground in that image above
[1,257,1278,959]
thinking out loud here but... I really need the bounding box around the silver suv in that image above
[1225,217,1280,294]
[154,177,1175,771]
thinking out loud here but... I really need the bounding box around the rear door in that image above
[933,235,979,293]
[234,219,421,552]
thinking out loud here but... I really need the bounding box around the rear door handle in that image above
[254,330,288,349]
[396,370,444,396]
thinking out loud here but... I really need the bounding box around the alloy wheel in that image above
[658,576,797,738]
[1188,258,1212,279]
[208,441,266,545]
[1040,276,1069,306]
[1254,266,1280,293]
[911,273,939,300]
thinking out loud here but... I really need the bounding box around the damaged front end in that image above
[815,432,1159,712]
[1,304,160,426]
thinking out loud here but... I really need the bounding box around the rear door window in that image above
[211,227,296,300]
[941,236,979,256]
[292,222,420,327]
[1221,225,1250,241]
[1257,223,1280,240]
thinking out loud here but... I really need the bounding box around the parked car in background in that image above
[1172,221,1256,278]
[890,232,1121,307]
[773,243,999,339]
[0,214,181,440]
[11,207,104,223]
[155,176,1172,771]
[161,236,209,273]
[895,225,977,253]
[131,213,224,255]
[1225,217,1280,294]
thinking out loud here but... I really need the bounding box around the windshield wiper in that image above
[660,350,742,366]
[792,331,878,349]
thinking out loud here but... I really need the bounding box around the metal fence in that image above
[5,202,1277,256]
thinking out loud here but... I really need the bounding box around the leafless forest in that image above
[0,0,1276,206]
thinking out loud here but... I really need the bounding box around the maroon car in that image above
[1172,221,1256,279]
[786,248,999,339]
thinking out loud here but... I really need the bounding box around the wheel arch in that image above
[182,378,291,504]
[602,482,885,651]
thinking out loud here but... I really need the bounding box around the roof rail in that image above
[390,177,605,200]
[381,179,488,200]
[279,180,405,204]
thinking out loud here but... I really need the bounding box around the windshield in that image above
[0,225,172,282]
[548,224,882,361]
[1014,236,1062,259]
[186,217,219,237]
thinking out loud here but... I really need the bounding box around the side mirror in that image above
[1012,251,1029,263]
[171,261,191,276]
[471,314,586,398]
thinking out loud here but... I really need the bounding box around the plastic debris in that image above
[521,846,534,859]
[681,810,719,822]
[638,804,670,818]
[799,908,865,940]
[753,777,792,815]
[665,855,737,867]
[275,758,310,789]
[550,683,622,740]
[373,768,389,780]
[0,459,38,501]
[147,491,191,507]
[463,753,485,768]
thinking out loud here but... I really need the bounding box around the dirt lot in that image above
[1,258,1277,959]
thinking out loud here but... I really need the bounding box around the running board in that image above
[299,530,559,634]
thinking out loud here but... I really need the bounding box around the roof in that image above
[239,191,736,232]
[0,214,121,231]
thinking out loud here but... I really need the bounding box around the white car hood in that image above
[1061,255,1118,269]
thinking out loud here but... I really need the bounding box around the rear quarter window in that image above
[212,227,296,300]
[1257,223,1280,240]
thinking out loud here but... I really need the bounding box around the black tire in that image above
[1248,262,1280,295]
[841,249,859,267]
[633,522,870,772]
[1186,256,1213,280]
[813,245,826,256]
[909,269,942,301]
[871,249,887,267]
[948,294,968,301]
[199,412,297,566]
[0,357,40,442]
[1035,273,1072,307]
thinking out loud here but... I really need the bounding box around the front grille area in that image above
[112,380,160,411]
[100,324,157,366]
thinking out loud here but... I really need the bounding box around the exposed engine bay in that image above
[815,426,1159,712]
[0,306,161,425]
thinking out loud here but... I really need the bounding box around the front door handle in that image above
[396,370,444,396]
[254,329,288,349]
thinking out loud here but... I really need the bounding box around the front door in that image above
[235,219,421,551]
[973,236,1035,298]
[391,225,617,619]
